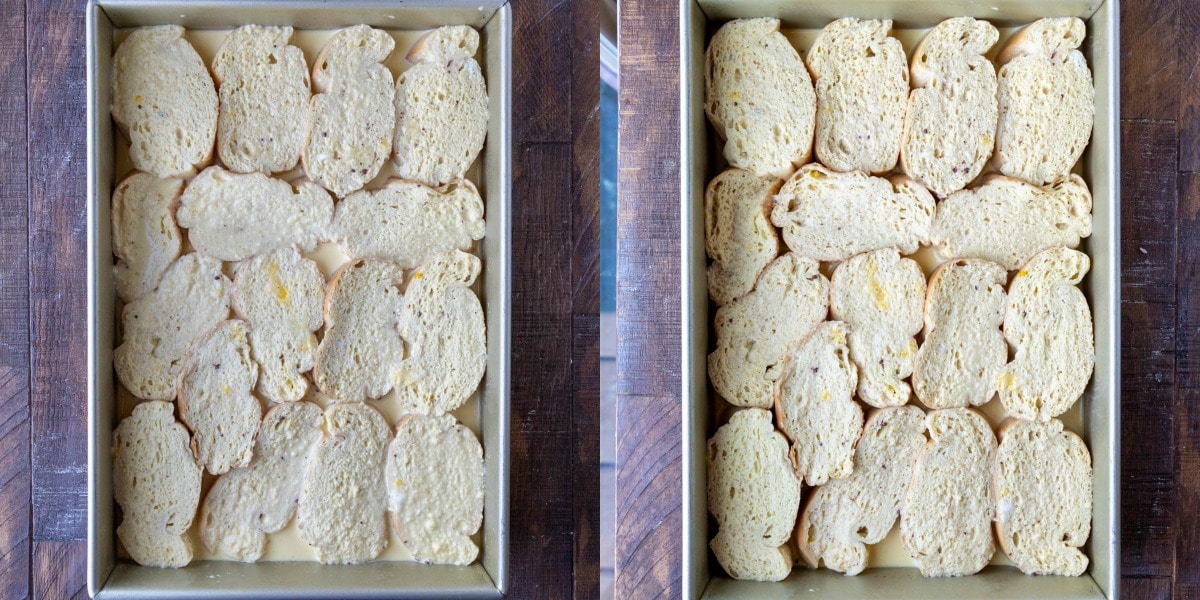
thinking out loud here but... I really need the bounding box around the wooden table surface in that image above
[0,0,598,598]
[616,1,1199,598]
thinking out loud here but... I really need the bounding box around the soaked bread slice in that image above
[112,400,202,568]
[111,172,184,303]
[176,166,334,262]
[704,168,781,306]
[807,18,909,173]
[797,405,926,575]
[200,401,324,562]
[393,26,489,187]
[994,18,1094,185]
[994,418,1092,576]
[297,402,391,564]
[830,249,925,408]
[212,25,310,174]
[773,321,862,486]
[998,247,1094,421]
[900,17,999,197]
[913,259,1007,409]
[111,25,217,178]
[901,408,997,577]
[114,254,231,400]
[707,408,801,581]
[771,164,935,262]
[708,253,829,408]
[386,414,484,565]
[705,18,815,178]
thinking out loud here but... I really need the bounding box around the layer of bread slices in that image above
[111,172,184,303]
[707,408,801,581]
[704,168,781,306]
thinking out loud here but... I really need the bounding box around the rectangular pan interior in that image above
[681,1,1119,598]
[86,2,511,597]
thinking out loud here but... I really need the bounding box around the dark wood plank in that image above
[1174,172,1200,588]
[0,0,29,597]
[1120,119,1179,581]
[1179,1,1200,171]
[573,314,600,600]
[1120,0,1179,120]
[32,540,86,600]
[513,0,574,143]
[1123,577,1173,600]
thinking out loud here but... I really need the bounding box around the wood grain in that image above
[1175,173,1200,589]
[1120,0,1178,121]
[1178,3,1200,171]
[32,541,86,600]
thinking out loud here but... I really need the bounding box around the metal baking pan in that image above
[681,0,1119,597]
[86,1,511,597]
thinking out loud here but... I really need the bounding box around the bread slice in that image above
[199,401,324,562]
[232,248,324,402]
[704,18,815,178]
[112,400,203,568]
[999,247,1094,421]
[303,25,396,197]
[773,321,862,486]
[900,17,999,197]
[297,402,391,564]
[770,164,935,261]
[111,25,218,178]
[995,18,1094,185]
[394,250,487,415]
[114,254,231,400]
[176,166,334,262]
[386,414,484,565]
[111,172,184,303]
[901,408,997,577]
[830,250,925,408]
[312,258,405,403]
[931,173,1092,270]
[393,26,489,187]
[333,178,486,268]
[806,18,908,173]
[706,408,801,581]
[176,320,263,475]
[212,25,310,174]
[994,418,1092,576]
[708,253,829,408]
[704,168,781,306]
[796,405,926,575]
[913,259,1007,409]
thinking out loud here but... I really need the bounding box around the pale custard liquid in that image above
[113,26,487,562]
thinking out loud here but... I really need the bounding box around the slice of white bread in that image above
[112,400,203,568]
[111,172,184,303]
[901,408,997,577]
[704,168,781,306]
[111,25,218,178]
[704,18,815,178]
[394,250,487,415]
[232,248,324,402]
[114,254,231,400]
[386,414,484,565]
[830,250,925,408]
[770,164,935,262]
[796,405,926,575]
[913,259,1007,409]
[200,401,324,561]
[212,25,310,174]
[303,25,396,198]
[176,320,263,475]
[773,321,862,486]
[995,18,1094,185]
[900,17,999,197]
[998,247,1095,421]
[176,166,334,262]
[806,18,909,174]
[708,253,829,408]
[393,26,489,187]
[706,408,801,581]
[333,178,486,269]
[312,258,405,403]
[931,174,1092,270]
[994,418,1092,576]
[297,402,391,564]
